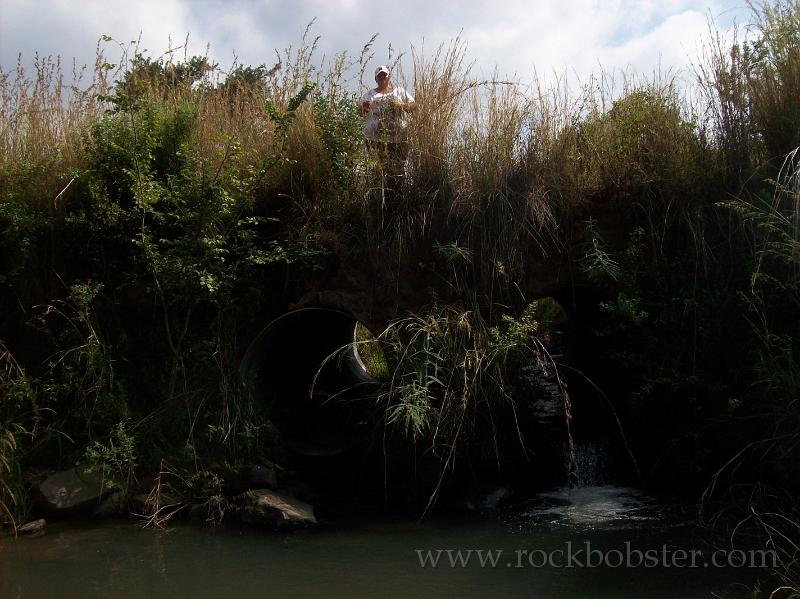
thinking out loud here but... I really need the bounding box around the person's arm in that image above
[398,89,416,113]
[358,91,373,116]
[401,99,416,113]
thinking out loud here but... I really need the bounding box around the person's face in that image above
[376,71,390,85]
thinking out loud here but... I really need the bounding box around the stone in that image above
[480,487,513,511]
[93,491,126,517]
[224,464,278,493]
[35,468,110,514]
[17,519,46,536]
[246,465,277,490]
[456,486,514,513]
[235,489,317,530]
[277,478,316,504]
[187,502,208,520]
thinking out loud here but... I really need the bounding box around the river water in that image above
[0,486,766,598]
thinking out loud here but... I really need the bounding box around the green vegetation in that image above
[0,4,799,590]
[354,322,389,381]
[377,302,546,510]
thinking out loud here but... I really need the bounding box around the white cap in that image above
[375,65,390,77]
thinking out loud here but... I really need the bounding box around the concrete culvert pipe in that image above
[241,308,382,456]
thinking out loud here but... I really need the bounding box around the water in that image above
[567,440,615,487]
[521,485,666,527]
[0,487,765,598]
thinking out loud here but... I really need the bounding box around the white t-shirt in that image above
[362,86,414,143]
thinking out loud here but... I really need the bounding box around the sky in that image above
[0,0,751,93]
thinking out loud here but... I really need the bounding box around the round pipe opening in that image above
[241,309,381,456]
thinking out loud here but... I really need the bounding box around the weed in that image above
[84,421,137,494]
[378,302,549,510]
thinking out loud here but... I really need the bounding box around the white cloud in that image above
[594,10,711,79]
[0,0,199,73]
[0,0,751,95]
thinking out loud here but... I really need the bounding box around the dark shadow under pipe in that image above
[241,309,380,456]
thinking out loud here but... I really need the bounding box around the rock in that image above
[17,519,46,536]
[223,464,278,493]
[187,502,208,520]
[481,487,513,511]
[277,478,317,504]
[35,468,110,514]
[247,465,277,490]
[93,491,126,517]
[129,494,150,514]
[235,489,317,530]
[454,487,514,513]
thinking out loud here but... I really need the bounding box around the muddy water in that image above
[0,487,765,598]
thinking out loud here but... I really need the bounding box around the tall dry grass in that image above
[0,2,794,224]
[0,22,745,254]
[0,51,109,212]
[747,0,800,163]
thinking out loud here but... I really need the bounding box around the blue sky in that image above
[0,0,750,91]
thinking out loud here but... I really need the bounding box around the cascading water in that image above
[523,334,652,528]
[567,439,613,488]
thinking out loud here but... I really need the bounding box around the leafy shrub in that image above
[378,303,547,507]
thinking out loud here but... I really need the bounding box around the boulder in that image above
[247,465,278,490]
[35,468,109,514]
[481,486,513,511]
[235,489,317,530]
[187,502,209,520]
[276,478,317,504]
[224,464,278,493]
[93,491,126,517]
[17,519,46,536]
[456,486,514,513]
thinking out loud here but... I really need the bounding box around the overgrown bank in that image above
[1,1,800,590]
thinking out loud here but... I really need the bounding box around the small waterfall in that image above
[567,439,613,487]
[521,441,653,528]
[523,335,625,491]
[524,360,567,424]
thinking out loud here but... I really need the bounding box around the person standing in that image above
[359,65,416,175]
